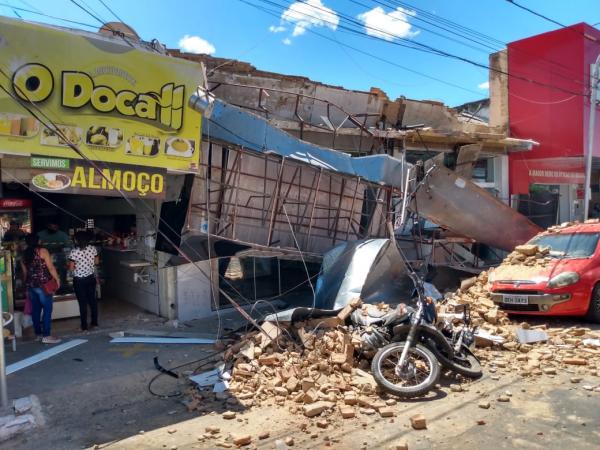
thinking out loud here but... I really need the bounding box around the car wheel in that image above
[585,283,600,323]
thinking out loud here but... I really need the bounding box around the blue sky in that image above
[3,0,600,106]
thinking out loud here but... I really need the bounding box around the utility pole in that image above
[0,307,7,408]
[584,54,600,220]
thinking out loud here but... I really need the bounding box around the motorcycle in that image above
[354,270,481,398]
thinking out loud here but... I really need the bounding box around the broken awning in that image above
[190,92,410,187]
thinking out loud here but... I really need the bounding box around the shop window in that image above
[472,158,494,183]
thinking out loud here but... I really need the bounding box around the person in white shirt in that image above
[68,231,99,331]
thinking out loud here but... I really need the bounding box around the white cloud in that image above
[269,25,286,33]
[178,35,216,55]
[478,81,490,90]
[282,38,292,45]
[357,6,419,41]
[281,0,339,38]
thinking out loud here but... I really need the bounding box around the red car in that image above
[489,222,600,322]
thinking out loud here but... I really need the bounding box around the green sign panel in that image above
[31,156,70,170]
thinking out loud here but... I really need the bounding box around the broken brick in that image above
[340,406,356,419]
[302,401,334,417]
[303,388,319,404]
[301,378,315,392]
[563,358,587,365]
[258,431,270,440]
[379,407,395,418]
[316,419,328,429]
[233,434,252,446]
[286,376,300,393]
[410,413,426,430]
[258,355,280,366]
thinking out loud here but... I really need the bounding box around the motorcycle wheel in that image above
[434,344,482,378]
[371,343,440,398]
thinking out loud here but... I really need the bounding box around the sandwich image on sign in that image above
[40,125,82,147]
[32,173,72,191]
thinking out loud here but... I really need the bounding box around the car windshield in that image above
[529,233,600,258]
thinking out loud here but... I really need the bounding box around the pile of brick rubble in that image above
[444,244,600,380]
[183,241,600,448]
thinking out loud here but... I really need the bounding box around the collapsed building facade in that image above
[0,18,542,324]
[164,51,540,320]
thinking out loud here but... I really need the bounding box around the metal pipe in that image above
[0,310,7,408]
[267,159,286,246]
[584,55,600,220]
[306,168,323,250]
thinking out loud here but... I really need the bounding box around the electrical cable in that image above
[378,0,595,86]
[281,202,316,308]
[80,0,109,24]
[253,0,448,55]
[242,0,590,98]
[352,0,499,54]
[236,0,481,96]
[0,69,336,343]
[0,50,408,349]
[0,2,99,29]
[69,0,135,48]
[148,350,224,398]
[0,69,267,343]
[277,0,583,95]
[505,0,570,30]
[203,121,223,342]
[96,0,125,24]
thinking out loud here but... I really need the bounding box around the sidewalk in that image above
[1,293,307,449]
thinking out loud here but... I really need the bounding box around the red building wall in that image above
[507,23,600,194]
[583,24,600,160]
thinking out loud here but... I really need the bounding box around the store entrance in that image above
[1,182,156,330]
[32,192,138,319]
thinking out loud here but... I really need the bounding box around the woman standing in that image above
[68,231,99,332]
[21,234,61,344]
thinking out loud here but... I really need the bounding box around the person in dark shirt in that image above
[37,220,70,248]
[2,221,25,243]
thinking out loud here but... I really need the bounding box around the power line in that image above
[260,0,448,56]
[0,71,266,341]
[236,0,481,95]
[17,0,41,13]
[505,0,600,46]
[383,0,505,48]
[505,0,569,29]
[248,0,589,98]
[80,0,109,24]
[0,2,99,28]
[360,0,499,53]
[301,0,595,96]
[382,0,588,88]
[69,0,135,47]
[96,0,125,23]
[0,65,336,339]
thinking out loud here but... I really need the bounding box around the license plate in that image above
[503,294,528,305]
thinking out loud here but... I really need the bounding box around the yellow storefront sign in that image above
[0,16,203,172]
